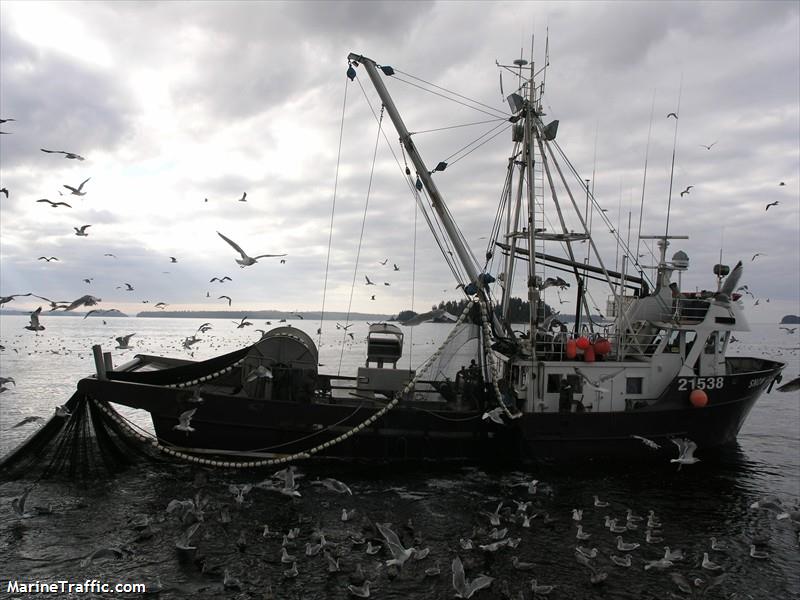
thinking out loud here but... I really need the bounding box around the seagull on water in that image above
[173,408,197,433]
[311,477,353,494]
[347,580,372,598]
[40,148,85,160]
[616,536,640,551]
[451,556,493,599]
[702,552,723,570]
[12,415,45,428]
[749,544,768,559]
[670,437,700,469]
[36,198,72,208]
[74,225,91,236]
[64,177,91,196]
[593,495,609,508]
[610,554,631,567]
[217,231,286,267]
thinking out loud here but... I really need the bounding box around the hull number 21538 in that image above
[677,377,725,391]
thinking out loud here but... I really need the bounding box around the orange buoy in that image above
[565,339,577,359]
[594,338,611,355]
[583,345,596,363]
[576,336,590,350]
[689,389,708,408]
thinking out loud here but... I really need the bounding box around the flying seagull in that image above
[37,198,72,208]
[699,141,717,150]
[219,295,232,306]
[74,225,91,236]
[233,316,252,328]
[217,231,286,267]
[210,276,232,282]
[115,333,135,349]
[667,112,678,119]
[451,556,493,599]
[670,437,700,470]
[24,307,45,331]
[238,192,247,202]
[40,148,85,160]
[173,408,197,433]
[117,283,134,291]
[0,188,8,198]
[751,253,765,261]
[765,201,779,211]
[393,263,399,271]
[365,275,376,285]
[0,293,32,306]
[169,257,177,263]
[58,295,102,312]
[37,256,59,262]
[64,177,91,196]
[379,259,388,265]
[679,186,693,197]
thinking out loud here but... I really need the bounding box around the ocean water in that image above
[0,316,798,599]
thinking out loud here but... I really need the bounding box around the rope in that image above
[478,300,521,420]
[392,69,509,119]
[93,300,476,469]
[337,105,385,376]
[318,73,351,348]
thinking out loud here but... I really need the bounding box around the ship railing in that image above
[532,329,665,360]
[673,297,710,323]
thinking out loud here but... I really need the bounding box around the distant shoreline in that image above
[0,309,394,320]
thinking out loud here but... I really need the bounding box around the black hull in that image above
[74,357,784,463]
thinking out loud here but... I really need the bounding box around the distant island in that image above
[137,310,392,321]
[780,315,800,324]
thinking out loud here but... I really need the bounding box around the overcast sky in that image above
[1,1,798,324]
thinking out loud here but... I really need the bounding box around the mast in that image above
[348,54,482,291]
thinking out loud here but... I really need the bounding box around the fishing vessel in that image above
[2,52,785,473]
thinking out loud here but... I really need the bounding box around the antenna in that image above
[664,73,683,238]
[635,88,656,267]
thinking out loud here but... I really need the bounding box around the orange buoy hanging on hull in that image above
[583,345,596,363]
[576,336,590,350]
[565,339,577,359]
[689,389,708,408]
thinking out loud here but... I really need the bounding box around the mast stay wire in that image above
[354,76,466,287]
[336,105,385,376]
[318,73,351,348]
[392,69,510,119]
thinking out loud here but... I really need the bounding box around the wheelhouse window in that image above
[626,377,643,394]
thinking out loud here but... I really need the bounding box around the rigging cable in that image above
[318,73,351,348]
[635,88,657,270]
[336,105,385,376]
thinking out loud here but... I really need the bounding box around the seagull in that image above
[210,276,232,282]
[117,283,134,291]
[644,557,673,570]
[779,326,797,334]
[482,406,505,425]
[530,579,555,595]
[219,295,232,306]
[0,377,16,387]
[40,148,85,160]
[11,487,33,517]
[701,552,723,570]
[233,316,252,329]
[573,367,624,392]
[154,302,168,309]
[0,188,8,198]
[749,544,768,559]
[0,118,15,123]
[593,495,609,508]
[667,112,678,119]
[379,259,388,265]
[12,415,45,428]
[104,253,117,258]
[765,201,779,210]
[173,408,197,433]
[751,253,765,261]
[541,276,570,290]
[74,225,91,236]
[64,177,91,196]
[631,435,661,450]
[670,438,700,469]
[311,478,353,494]
[383,282,391,286]
[616,536,640,551]
[376,522,415,567]
[115,333,135,349]
[346,581,372,598]
[217,231,286,267]
[82,278,93,283]
[1,293,33,306]
[169,256,177,263]
[393,263,399,271]
[365,275,376,285]
[610,554,631,567]
[679,186,693,197]
[36,198,72,208]
[451,556,494,599]
[700,141,717,150]
[238,192,247,202]
[37,256,59,262]
[245,365,272,382]
[24,307,45,331]
[83,308,120,319]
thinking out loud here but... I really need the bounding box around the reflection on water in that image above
[0,317,798,598]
